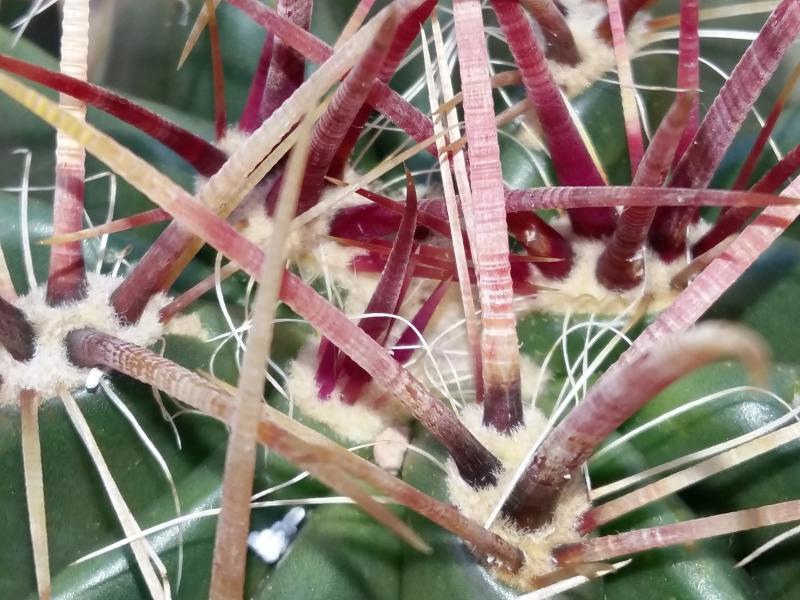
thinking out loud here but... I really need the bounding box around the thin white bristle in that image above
[61,389,169,599]
[10,0,58,45]
[592,385,793,461]
[517,559,632,600]
[634,49,783,161]
[13,149,37,292]
[593,400,800,500]
[642,28,760,45]
[100,378,184,593]
[74,496,393,567]
[737,522,800,567]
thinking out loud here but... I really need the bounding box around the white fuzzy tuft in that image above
[236,201,338,273]
[547,0,650,97]
[0,273,167,404]
[448,405,589,585]
[285,341,410,443]
[215,128,250,156]
[248,507,306,564]
[231,167,375,298]
[518,217,712,315]
[520,354,549,403]
[163,312,208,339]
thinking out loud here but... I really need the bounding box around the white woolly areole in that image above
[546,0,649,97]
[228,164,375,298]
[0,273,168,405]
[237,197,367,306]
[521,217,711,315]
[215,128,250,155]
[236,201,351,277]
[282,280,459,442]
[284,268,551,442]
[163,312,208,339]
[520,354,549,403]
[448,405,589,586]
[204,129,367,286]
[285,341,410,443]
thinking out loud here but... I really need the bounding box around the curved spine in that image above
[66,328,524,570]
[507,323,769,529]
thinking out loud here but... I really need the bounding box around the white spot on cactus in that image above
[85,367,104,392]
[248,507,306,564]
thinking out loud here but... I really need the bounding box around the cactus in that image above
[1,0,800,598]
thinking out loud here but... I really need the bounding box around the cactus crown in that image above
[1,0,800,598]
